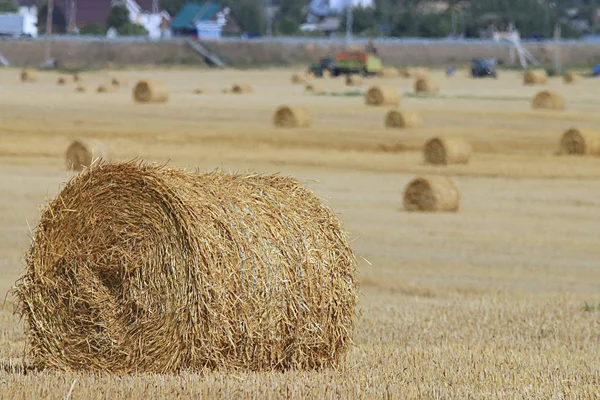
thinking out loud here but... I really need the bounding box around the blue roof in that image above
[171,2,223,30]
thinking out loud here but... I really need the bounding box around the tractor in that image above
[307,52,383,78]
[471,58,498,78]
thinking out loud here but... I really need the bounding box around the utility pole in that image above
[345,0,352,44]
[266,0,272,36]
[45,0,54,59]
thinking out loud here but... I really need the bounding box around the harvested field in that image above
[1,67,600,398]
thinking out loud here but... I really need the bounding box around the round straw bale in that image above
[20,69,37,82]
[365,86,400,106]
[385,109,422,128]
[97,84,116,93]
[291,73,307,84]
[378,67,400,78]
[133,80,169,103]
[346,74,363,86]
[559,128,600,155]
[232,84,253,94]
[74,85,91,93]
[64,140,108,171]
[415,77,439,93]
[305,83,324,94]
[563,71,581,84]
[523,69,548,85]
[13,161,358,373]
[57,76,68,85]
[403,176,459,212]
[273,106,311,128]
[531,90,565,110]
[424,136,471,165]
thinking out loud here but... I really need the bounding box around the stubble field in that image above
[0,66,599,399]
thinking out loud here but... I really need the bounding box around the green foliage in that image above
[106,4,130,31]
[0,0,18,12]
[228,0,265,34]
[118,23,148,36]
[80,23,105,36]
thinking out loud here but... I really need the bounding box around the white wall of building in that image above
[330,0,374,11]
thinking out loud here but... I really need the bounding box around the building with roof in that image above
[170,2,241,39]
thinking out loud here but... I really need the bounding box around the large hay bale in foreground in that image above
[365,86,399,106]
[346,74,363,86]
[20,69,37,82]
[532,90,565,110]
[424,136,471,165]
[559,128,600,155]
[273,106,311,128]
[64,140,108,171]
[385,109,422,128]
[403,176,459,212]
[14,161,357,373]
[232,84,253,94]
[523,70,548,85]
[133,80,169,103]
[563,71,581,84]
[415,77,439,94]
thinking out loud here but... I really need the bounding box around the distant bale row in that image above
[274,106,311,128]
[560,128,600,155]
[424,137,471,165]
[563,71,581,84]
[365,86,399,106]
[523,69,548,85]
[385,109,422,128]
[532,90,565,110]
[14,161,358,373]
[133,80,169,103]
[404,176,459,212]
[65,140,108,171]
[415,77,439,94]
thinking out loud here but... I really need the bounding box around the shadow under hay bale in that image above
[346,74,363,86]
[20,69,37,82]
[305,84,324,94]
[563,71,581,84]
[559,128,600,155]
[133,80,169,103]
[365,86,399,106]
[291,73,307,84]
[13,161,358,374]
[232,84,253,94]
[64,140,108,171]
[532,90,565,110]
[424,136,471,165]
[403,176,459,212]
[273,106,311,128]
[523,70,548,85]
[97,84,116,93]
[385,109,422,128]
[415,77,439,94]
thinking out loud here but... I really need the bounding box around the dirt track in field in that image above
[1,67,600,398]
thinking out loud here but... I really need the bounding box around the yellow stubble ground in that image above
[0,67,599,398]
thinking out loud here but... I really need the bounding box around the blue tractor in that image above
[471,58,498,78]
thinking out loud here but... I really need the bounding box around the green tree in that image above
[80,23,105,35]
[118,22,149,36]
[106,4,130,31]
[0,0,18,12]
[340,6,376,36]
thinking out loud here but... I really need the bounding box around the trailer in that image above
[0,12,37,38]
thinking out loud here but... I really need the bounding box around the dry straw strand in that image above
[385,109,422,128]
[531,90,565,110]
[133,80,169,103]
[523,70,548,85]
[273,106,311,128]
[403,176,460,212]
[13,161,358,374]
[415,77,439,94]
[365,86,400,106]
[559,128,600,155]
[64,140,108,171]
[424,136,471,165]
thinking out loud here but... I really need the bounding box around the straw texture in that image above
[14,161,358,374]
[424,137,471,165]
[273,106,311,128]
[560,128,600,155]
[403,176,459,212]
